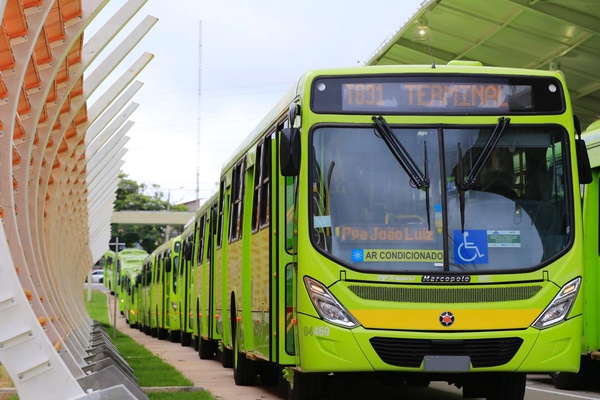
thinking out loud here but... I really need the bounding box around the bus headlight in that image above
[533,277,581,329]
[304,277,359,328]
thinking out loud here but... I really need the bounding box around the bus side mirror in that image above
[280,127,301,176]
[576,139,592,184]
[574,115,592,184]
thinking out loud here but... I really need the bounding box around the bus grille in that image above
[369,337,523,368]
[348,285,541,303]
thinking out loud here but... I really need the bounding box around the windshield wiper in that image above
[372,116,429,190]
[457,143,466,232]
[372,115,431,229]
[457,117,511,191]
[455,117,511,232]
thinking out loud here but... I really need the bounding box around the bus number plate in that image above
[423,355,471,372]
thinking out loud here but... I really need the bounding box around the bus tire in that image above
[551,372,581,390]
[199,337,215,360]
[277,367,289,398]
[290,371,324,400]
[233,310,257,386]
[258,362,279,386]
[170,330,181,343]
[405,376,430,387]
[485,372,526,400]
[181,331,192,347]
[234,350,257,386]
[221,346,233,368]
[158,327,168,340]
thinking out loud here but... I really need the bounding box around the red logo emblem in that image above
[439,311,454,327]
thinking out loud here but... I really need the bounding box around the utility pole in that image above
[165,190,171,241]
[196,20,202,211]
[113,237,120,338]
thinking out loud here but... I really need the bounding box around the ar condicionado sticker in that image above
[352,249,443,262]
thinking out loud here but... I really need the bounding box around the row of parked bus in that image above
[101,248,148,314]
[99,63,600,400]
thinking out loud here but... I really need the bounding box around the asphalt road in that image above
[282,373,600,400]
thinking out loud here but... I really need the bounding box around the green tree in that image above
[111,174,187,252]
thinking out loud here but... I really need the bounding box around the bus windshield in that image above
[310,122,571,273]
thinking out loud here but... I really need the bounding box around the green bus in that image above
[139,252,156,336]
[122,264,143,328]
[554,119,600,389]
[151,236,183,342]
[193,62,592,399]
[117,257,145,314]
[101,250,116,294]
[116,249,148,314]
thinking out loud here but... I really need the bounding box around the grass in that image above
[0,291,214,400]
[0,364,17,400]
[85,290,216,399]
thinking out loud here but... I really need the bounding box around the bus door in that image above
[164,252,171,330]
[216,179,231,346]
[207,203,217,340]
[273,120,297,367]
[583,164,600,353]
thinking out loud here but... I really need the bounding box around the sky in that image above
[87,0,424,206]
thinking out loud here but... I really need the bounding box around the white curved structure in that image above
[0,0,155,398]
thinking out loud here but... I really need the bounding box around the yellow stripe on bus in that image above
[351,308,543,330]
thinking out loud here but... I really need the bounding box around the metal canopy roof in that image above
[366,0,600,130]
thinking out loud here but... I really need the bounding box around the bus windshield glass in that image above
[310,123,571,273]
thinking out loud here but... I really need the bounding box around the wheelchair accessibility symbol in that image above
[453,230,488,264]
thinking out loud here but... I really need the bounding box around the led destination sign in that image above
[343,82,525,110]
[311,75,564,115]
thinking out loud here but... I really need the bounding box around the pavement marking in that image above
[527,386,600,399]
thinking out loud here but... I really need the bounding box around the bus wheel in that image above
[290,371,324,400]
[170,330,181,343]
[221,346,233,368]
[277,367,289,398]
[234,345,257,385]
[405,375,430,387]
[181,331,192,347]
[258,362,279,386]
[199,337,215,360]
[158,327,168,340]
[485,373,526,400]
[551,372,581,390]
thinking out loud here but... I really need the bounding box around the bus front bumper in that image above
[296,313,581,373]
